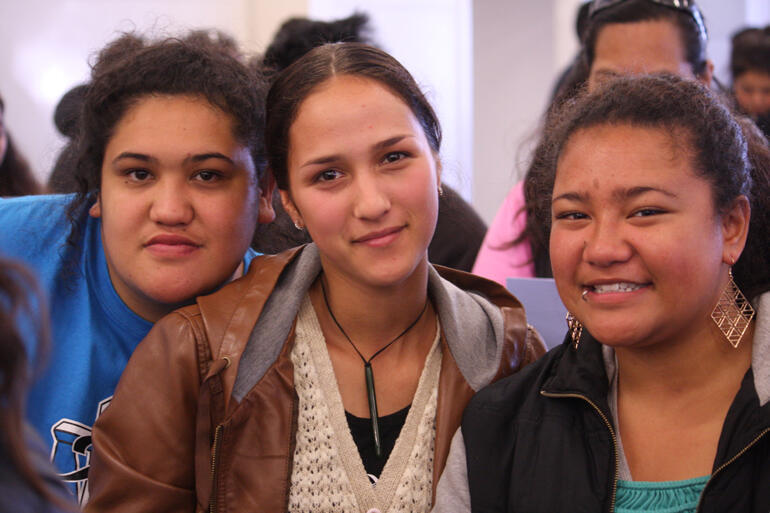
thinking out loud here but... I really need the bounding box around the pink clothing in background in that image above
[472,181,535,285]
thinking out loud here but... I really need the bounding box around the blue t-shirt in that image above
[0,194,256,505]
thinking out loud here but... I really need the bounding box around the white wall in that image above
[2,0,768,218]
[308,0,474,200]
[0,0,307,183]
[0,0,474,200]
[472,1,561,223]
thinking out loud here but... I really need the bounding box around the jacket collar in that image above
[229,244,523,401]
[540,333,613,417]
[541,291,770,455]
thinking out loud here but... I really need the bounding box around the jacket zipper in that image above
[540,390,619,513]
[209,424,224,513]
[694,427,769,513]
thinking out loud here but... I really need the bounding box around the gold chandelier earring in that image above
[566,312,583,349]
[711,268,755,348]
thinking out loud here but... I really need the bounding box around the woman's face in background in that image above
[733,70,770,119]
[587,19,708,91]
[90,94,274,321]
[280,75,441,291]
[549,123,747,350]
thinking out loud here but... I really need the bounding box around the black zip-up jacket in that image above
[460,329,770,512]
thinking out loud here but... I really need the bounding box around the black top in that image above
[462,334,770,513]
[346,405,410,483]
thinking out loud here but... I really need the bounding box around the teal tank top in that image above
[615,475,709,513]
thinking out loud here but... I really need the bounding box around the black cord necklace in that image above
[320,278,429,458]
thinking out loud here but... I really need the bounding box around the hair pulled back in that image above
[536,74,770,299]
[583,0,709,77]
[65,32,267,244]
[265,42,441,191]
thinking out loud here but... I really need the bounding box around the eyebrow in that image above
[187,152,235,165]
[373,135,411,151]
[111,152,235,166]
[552,191,587,203]
[299,134,413,168]
[553,186,678,203]
[112,152,156,165]
[614,186,679,201]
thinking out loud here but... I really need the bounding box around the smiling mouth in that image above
[592,282,644,293]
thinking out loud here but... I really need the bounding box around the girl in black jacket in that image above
[434,74,770,512]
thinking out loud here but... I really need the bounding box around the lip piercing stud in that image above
[581,289,589,301]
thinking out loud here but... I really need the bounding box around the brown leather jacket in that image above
[86,245,545,513]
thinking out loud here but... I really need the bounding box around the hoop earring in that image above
[566,312,583,349]
[711,268,755,348]
[293,220,304,231]
[438,183,444,197]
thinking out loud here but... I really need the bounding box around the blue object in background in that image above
[506,277,567,350]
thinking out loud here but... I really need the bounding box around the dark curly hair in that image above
[535,74,770,299]
[265,42,441,191]
[260,13,373,74]
[63,32,268,251]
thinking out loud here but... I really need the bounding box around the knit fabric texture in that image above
[288,295,442,513]
[615,476,709,513]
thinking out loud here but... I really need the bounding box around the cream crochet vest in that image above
[288,296,442,513]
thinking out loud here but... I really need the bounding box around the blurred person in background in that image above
[731,26,770,139]
[0,93,43,197]
[472,0,714,283]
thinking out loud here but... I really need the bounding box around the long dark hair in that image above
[0,135,42,197]
[0,259,69,506]
[539,74,770,298]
